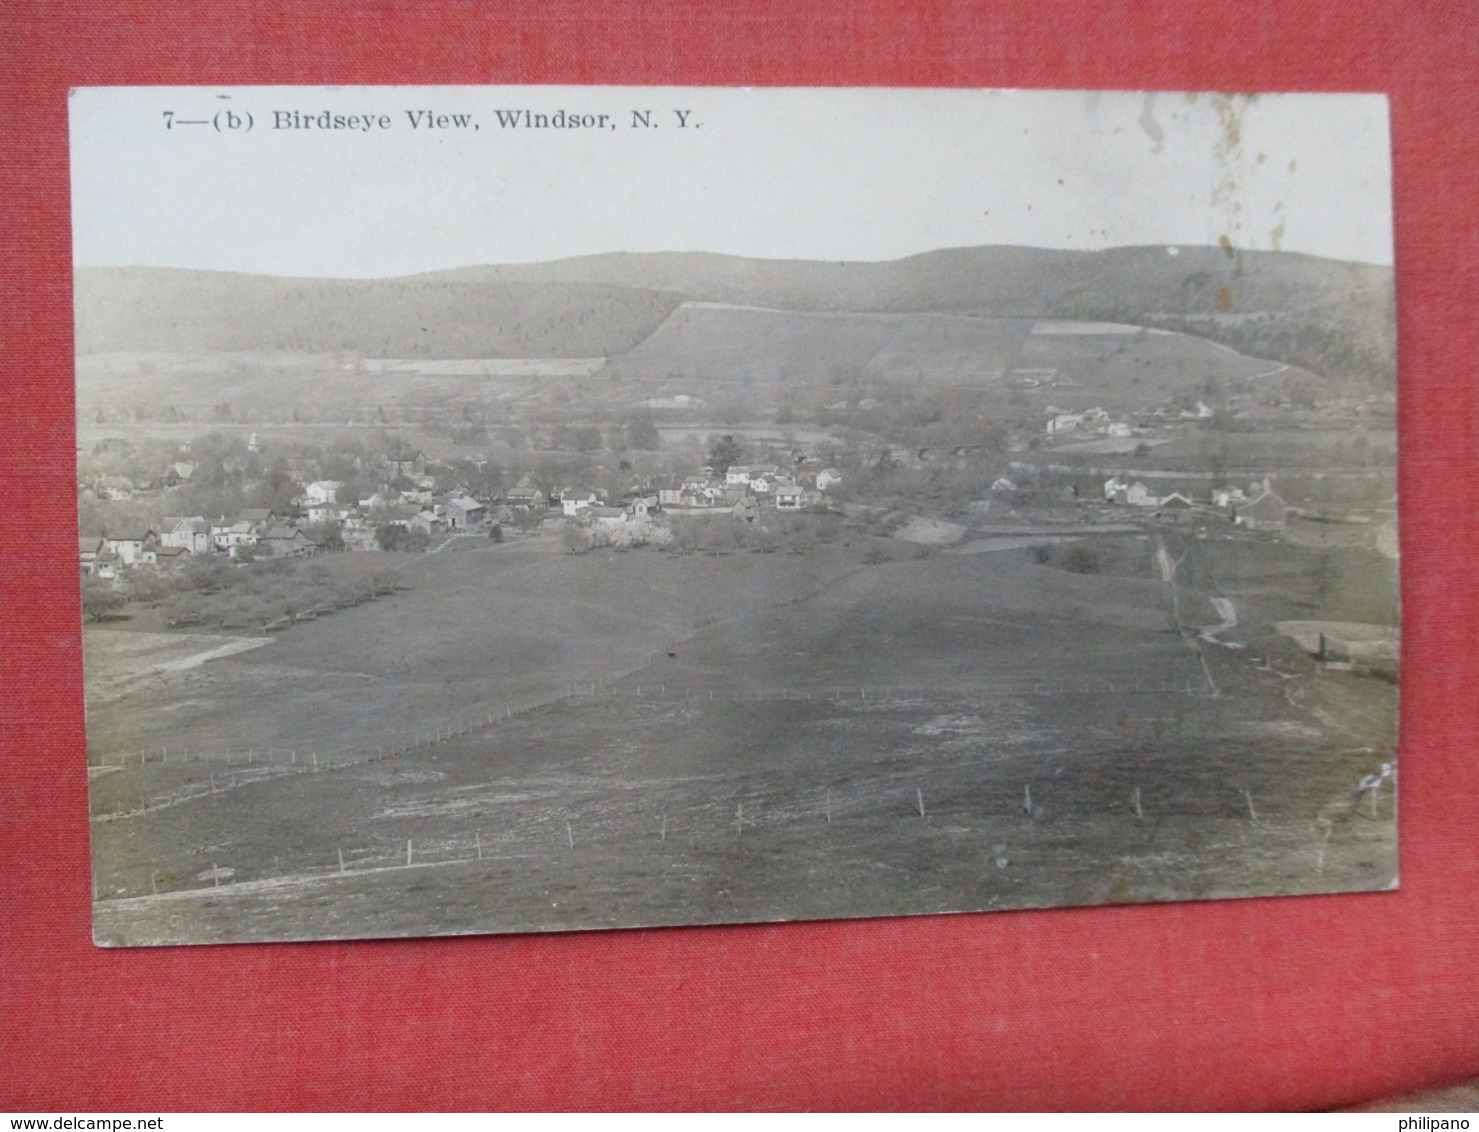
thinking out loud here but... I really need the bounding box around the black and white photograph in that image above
[72,86,1399,945]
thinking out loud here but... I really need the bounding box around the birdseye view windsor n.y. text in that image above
[72,87,1400,945]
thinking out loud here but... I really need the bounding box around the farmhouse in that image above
[372,501,422,528]
[304,500,342,525]
[153,545,192,569]
[1236,487,1288,532]
[103,530,157,567]
[301,480,342,507]
[1212,487,1248,508]
[655,477,686,507]
[383,447,428,478]
[446,495,486,530]
[750,475,773,495]
[213,518,259,552]
[340,513,379,552]
[1105,478,1156,506]
[505,481,546,509]
[1155,493,1197,522]
[586,506,628,528]
[410,510,446,537]
[160,516,213,555]
[561,488,599,517]
[239,508,277,530]
[774,483,807,510]
[79,537,119,579]
[815,468,843,492]
[258,526,315,558]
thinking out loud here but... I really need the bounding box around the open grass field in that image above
[606,304,1294,409]
[84,541,865,765]
[86,533,1398,944]
[76,351,570,421]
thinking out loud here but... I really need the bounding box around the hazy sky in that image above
[70,87,1393,277]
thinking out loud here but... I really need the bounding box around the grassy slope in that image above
[88,541,1398,940]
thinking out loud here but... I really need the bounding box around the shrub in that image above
[1057,544,1101,574]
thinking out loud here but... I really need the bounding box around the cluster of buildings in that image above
[654,464,841,515]
[297,479,492,549]
[1101,476,1288,531]
[80,510,316,579]
[553,464,843,529]
[1044,401,1216,438]
[79,427,855,582]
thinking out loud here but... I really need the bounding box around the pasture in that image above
[86,536,1397,944]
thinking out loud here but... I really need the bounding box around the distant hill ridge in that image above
[75,246,1394,387]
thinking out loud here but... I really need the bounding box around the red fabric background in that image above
[3,0,1475,1111]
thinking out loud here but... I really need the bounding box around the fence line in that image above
[100,771,1391,901]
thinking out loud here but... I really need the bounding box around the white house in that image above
[213,519,258,552]
[506,479,546,509]
[774,484,806,510]
[1126,482,1156,507]
[1212,487,1248,508]
[80,537,119,579]
[815,468,843,492]
[302,481,342,507]
[104,530,157,567]
[304,501,343,525]
[561,488,599,517]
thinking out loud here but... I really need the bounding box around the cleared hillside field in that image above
[1011,329,1293,407]
[88,541,1397,943]
[77,303,1321,427]
[603,303,1310,413]
[606,305,1033,387]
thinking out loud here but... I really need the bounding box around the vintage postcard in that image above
[72,87,1399,945]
